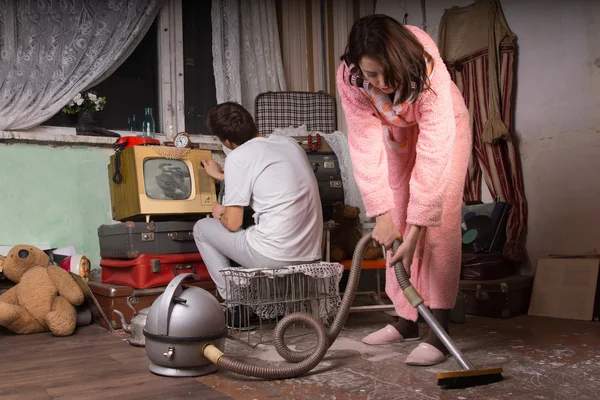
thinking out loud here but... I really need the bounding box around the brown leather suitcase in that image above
[88,279,218,329]
[459,274,533,318]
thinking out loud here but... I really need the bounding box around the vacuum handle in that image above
[157,273,201,336]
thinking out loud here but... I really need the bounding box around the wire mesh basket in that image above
[221,262,344,347]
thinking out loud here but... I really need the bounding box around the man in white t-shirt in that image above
[193,102,323,312]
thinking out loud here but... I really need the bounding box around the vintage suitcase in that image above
[254,91,336,136]
[254,91,344,220]
[87,279,218,330]
[460,274,534,318]
[461,252,514,280]
[307,153,344,202]
[101,253,210,289]
[98,220,198,259]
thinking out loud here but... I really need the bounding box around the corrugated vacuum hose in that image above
[201,233,373,379]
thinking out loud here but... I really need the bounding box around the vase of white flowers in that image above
[63,90,108,136]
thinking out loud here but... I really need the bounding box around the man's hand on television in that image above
[212,202,225,220]
[201,159,224,181]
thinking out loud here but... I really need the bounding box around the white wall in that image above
[376,0,600,272]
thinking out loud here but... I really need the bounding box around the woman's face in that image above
[358,56,395,95]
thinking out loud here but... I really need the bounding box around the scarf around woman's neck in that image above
[348,51,435,128]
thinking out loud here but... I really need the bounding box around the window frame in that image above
[158,0,185,137]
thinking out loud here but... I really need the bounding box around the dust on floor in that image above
[198,313,600,400]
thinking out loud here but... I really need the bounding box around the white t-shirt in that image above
[222,135,323,262]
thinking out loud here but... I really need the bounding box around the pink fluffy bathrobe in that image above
[336,26,472,321]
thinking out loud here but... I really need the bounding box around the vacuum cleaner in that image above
[143,233,503,389]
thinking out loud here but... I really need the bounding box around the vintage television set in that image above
[108,145,217,221]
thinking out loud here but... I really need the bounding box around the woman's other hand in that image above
[372,212,402,249]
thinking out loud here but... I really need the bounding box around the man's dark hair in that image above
[206,102,258,146]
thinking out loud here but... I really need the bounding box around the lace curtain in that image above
[0,0,164,131]
[211,0,286,116]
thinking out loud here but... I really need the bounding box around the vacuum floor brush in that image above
[389,240,504,388]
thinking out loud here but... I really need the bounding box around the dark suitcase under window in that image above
[98,220,198,259]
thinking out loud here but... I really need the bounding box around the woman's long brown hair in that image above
[341,14,430,103]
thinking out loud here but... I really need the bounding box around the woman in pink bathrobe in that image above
[336,15,471,366]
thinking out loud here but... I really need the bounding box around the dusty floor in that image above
[2,311,598,400]
[198,312,600,400]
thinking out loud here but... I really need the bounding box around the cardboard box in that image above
[528,253,600,321]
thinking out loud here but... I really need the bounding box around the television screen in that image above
[143,158,192,200]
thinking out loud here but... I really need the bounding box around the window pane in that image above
[45,19,160,132]
[182,0,217,135]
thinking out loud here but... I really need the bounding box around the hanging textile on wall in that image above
[438,0,528,262]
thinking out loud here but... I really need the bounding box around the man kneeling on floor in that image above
[194,102,323,327]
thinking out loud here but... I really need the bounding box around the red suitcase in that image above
[101,253,211,289]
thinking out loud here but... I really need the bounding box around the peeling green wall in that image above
[0,143,113,268]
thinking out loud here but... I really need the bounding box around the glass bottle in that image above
[131,114,139,131]
[140,107,156,138]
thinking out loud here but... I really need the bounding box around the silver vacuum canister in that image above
[143,273,227,377]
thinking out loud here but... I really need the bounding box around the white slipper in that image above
[362,324,421,345]
[405,342,450,366]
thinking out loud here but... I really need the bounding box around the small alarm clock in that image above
[174,132,191,148]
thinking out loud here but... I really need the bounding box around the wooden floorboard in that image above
[0,325,231,400]
[3,314,599,400]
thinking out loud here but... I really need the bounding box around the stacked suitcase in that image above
[459,201,533,318]
[94,220,215,329]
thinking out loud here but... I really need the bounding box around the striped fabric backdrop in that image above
[447,44,528,262]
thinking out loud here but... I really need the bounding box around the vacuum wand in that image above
[416,304,474,370]
[390,240,503,388]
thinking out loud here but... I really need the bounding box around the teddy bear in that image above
[329,203,383,262]
[0,245,84,336]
